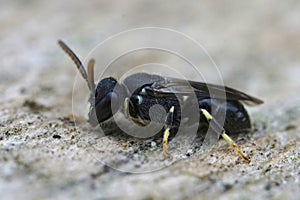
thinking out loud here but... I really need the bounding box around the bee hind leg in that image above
[200,109,250,163]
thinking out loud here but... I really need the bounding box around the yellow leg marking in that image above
[162,106,175,160]
[221,132,250,163]
[124,97,130,118]
[163,128,173,160]
[200,109,212,120]
[163,128,170,156]
[201,108,250,163]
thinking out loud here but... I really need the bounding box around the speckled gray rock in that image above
[1,1,300,199]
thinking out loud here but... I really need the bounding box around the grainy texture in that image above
[1,1,300,199]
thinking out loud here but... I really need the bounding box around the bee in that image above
[58,40,263,162]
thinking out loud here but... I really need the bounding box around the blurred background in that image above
[2,0,300,107]
[1,0,299,199]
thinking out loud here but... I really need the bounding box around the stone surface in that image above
[1,1,299,199]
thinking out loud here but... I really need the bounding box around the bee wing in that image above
[146,77,263,105]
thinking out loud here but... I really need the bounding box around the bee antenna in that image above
[58,40,97,95]
[87,58,96,96]
[58,39,89,84]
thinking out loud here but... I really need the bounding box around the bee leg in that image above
[123,97,147,126]
[163,106,175,160]
[200,109,250,163]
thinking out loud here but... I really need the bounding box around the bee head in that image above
[58,40,121,126]
[88,77,121,125]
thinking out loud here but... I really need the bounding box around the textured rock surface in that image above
[1,1,299,199]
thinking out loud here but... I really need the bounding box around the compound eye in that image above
[93,91,120,124]
[110,91,118,102]
[110,91,125,114]
[104,91,120,108]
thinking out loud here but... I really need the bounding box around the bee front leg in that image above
[200,109,250,163]
[123,97,147,126]
[163,106,175,160]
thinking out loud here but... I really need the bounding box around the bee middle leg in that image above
[163,106,175,159]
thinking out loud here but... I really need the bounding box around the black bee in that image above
[58,40,263,162]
